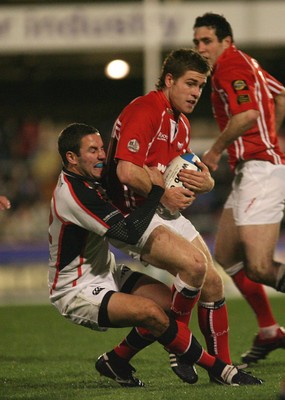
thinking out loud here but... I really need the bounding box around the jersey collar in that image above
[62,167,101,187]
[157,90,182,120]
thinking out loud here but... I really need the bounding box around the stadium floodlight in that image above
[105,59,130,79]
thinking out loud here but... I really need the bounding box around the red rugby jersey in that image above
[211,44,285,170]
[105,90,191,212]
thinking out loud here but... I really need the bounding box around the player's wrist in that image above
[211,144,224,155]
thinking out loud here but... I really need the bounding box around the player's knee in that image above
[246,270,260,283]
[201,268,224,299]
[177,251,207,287]
[244,259,267,282]
[167,246,207,283]
[191,251,208,280]
[245,267,262,283]
[211,267,224,287]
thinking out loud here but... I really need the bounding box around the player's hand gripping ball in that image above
[164,153,201,188]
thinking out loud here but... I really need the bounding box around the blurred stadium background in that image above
[0,0,285,304]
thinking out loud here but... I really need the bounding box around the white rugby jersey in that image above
[105,90,191,214]
[48,169,120,302]
[48,168,164,302]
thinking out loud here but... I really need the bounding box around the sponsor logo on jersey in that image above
[92,286,105,295]
[237,94,251,104]
[232,79,248,91]
[127,139,140,153]
[157,163,167,173]
[177,141,183,150]
[157,132,168,141]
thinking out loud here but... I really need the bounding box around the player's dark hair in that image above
[193,13,234,42]
[156,48,211,90]
[58,122,99,166]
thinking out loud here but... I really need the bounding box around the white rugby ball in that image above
[164,153,201,188]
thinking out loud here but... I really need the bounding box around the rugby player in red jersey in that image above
[193,12,285,364]
[104,48,243,384]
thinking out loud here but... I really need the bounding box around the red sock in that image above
[198,298,231,364]
[232,269,276,328]
[197,349,217,369]
[163,319,192,354]
[171,275,201,325]
[113,327,156,360]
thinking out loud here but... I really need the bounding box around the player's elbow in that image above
[238,109,260,132]
[246,109,260,125]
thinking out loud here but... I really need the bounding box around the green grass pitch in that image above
[0,297,284,400]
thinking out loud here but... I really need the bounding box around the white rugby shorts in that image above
[110,211,199,262]
[52,264,140,331]
[225,160,285,225]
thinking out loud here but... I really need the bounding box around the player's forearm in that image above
[107,185,164,244]
[274,90,285,132]
[212,110,260,154]
[117,160,152,197]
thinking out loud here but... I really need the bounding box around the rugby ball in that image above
[164,152,201,188]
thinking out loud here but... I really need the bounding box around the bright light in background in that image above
[105,59,130,79]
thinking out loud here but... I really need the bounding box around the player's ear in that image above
[223,35,232,49]
[165,73,174,88]
[66,151,78,165]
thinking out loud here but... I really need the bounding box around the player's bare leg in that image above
[239,222,285,289]
[139,225,207,383]
[141,224,207,337]
[141,225,208,288]
[192,234,231,364]
[214,208,242,267]
[96,275,172,386]
[141,226,232,379]
[95,290,263,387]
[96,291,169,387]
[215,207,285,363]
[110,225,209,384]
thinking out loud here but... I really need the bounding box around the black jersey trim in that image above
[97,272,143,328]
[98,290,116,328]
[121,271,143,294]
